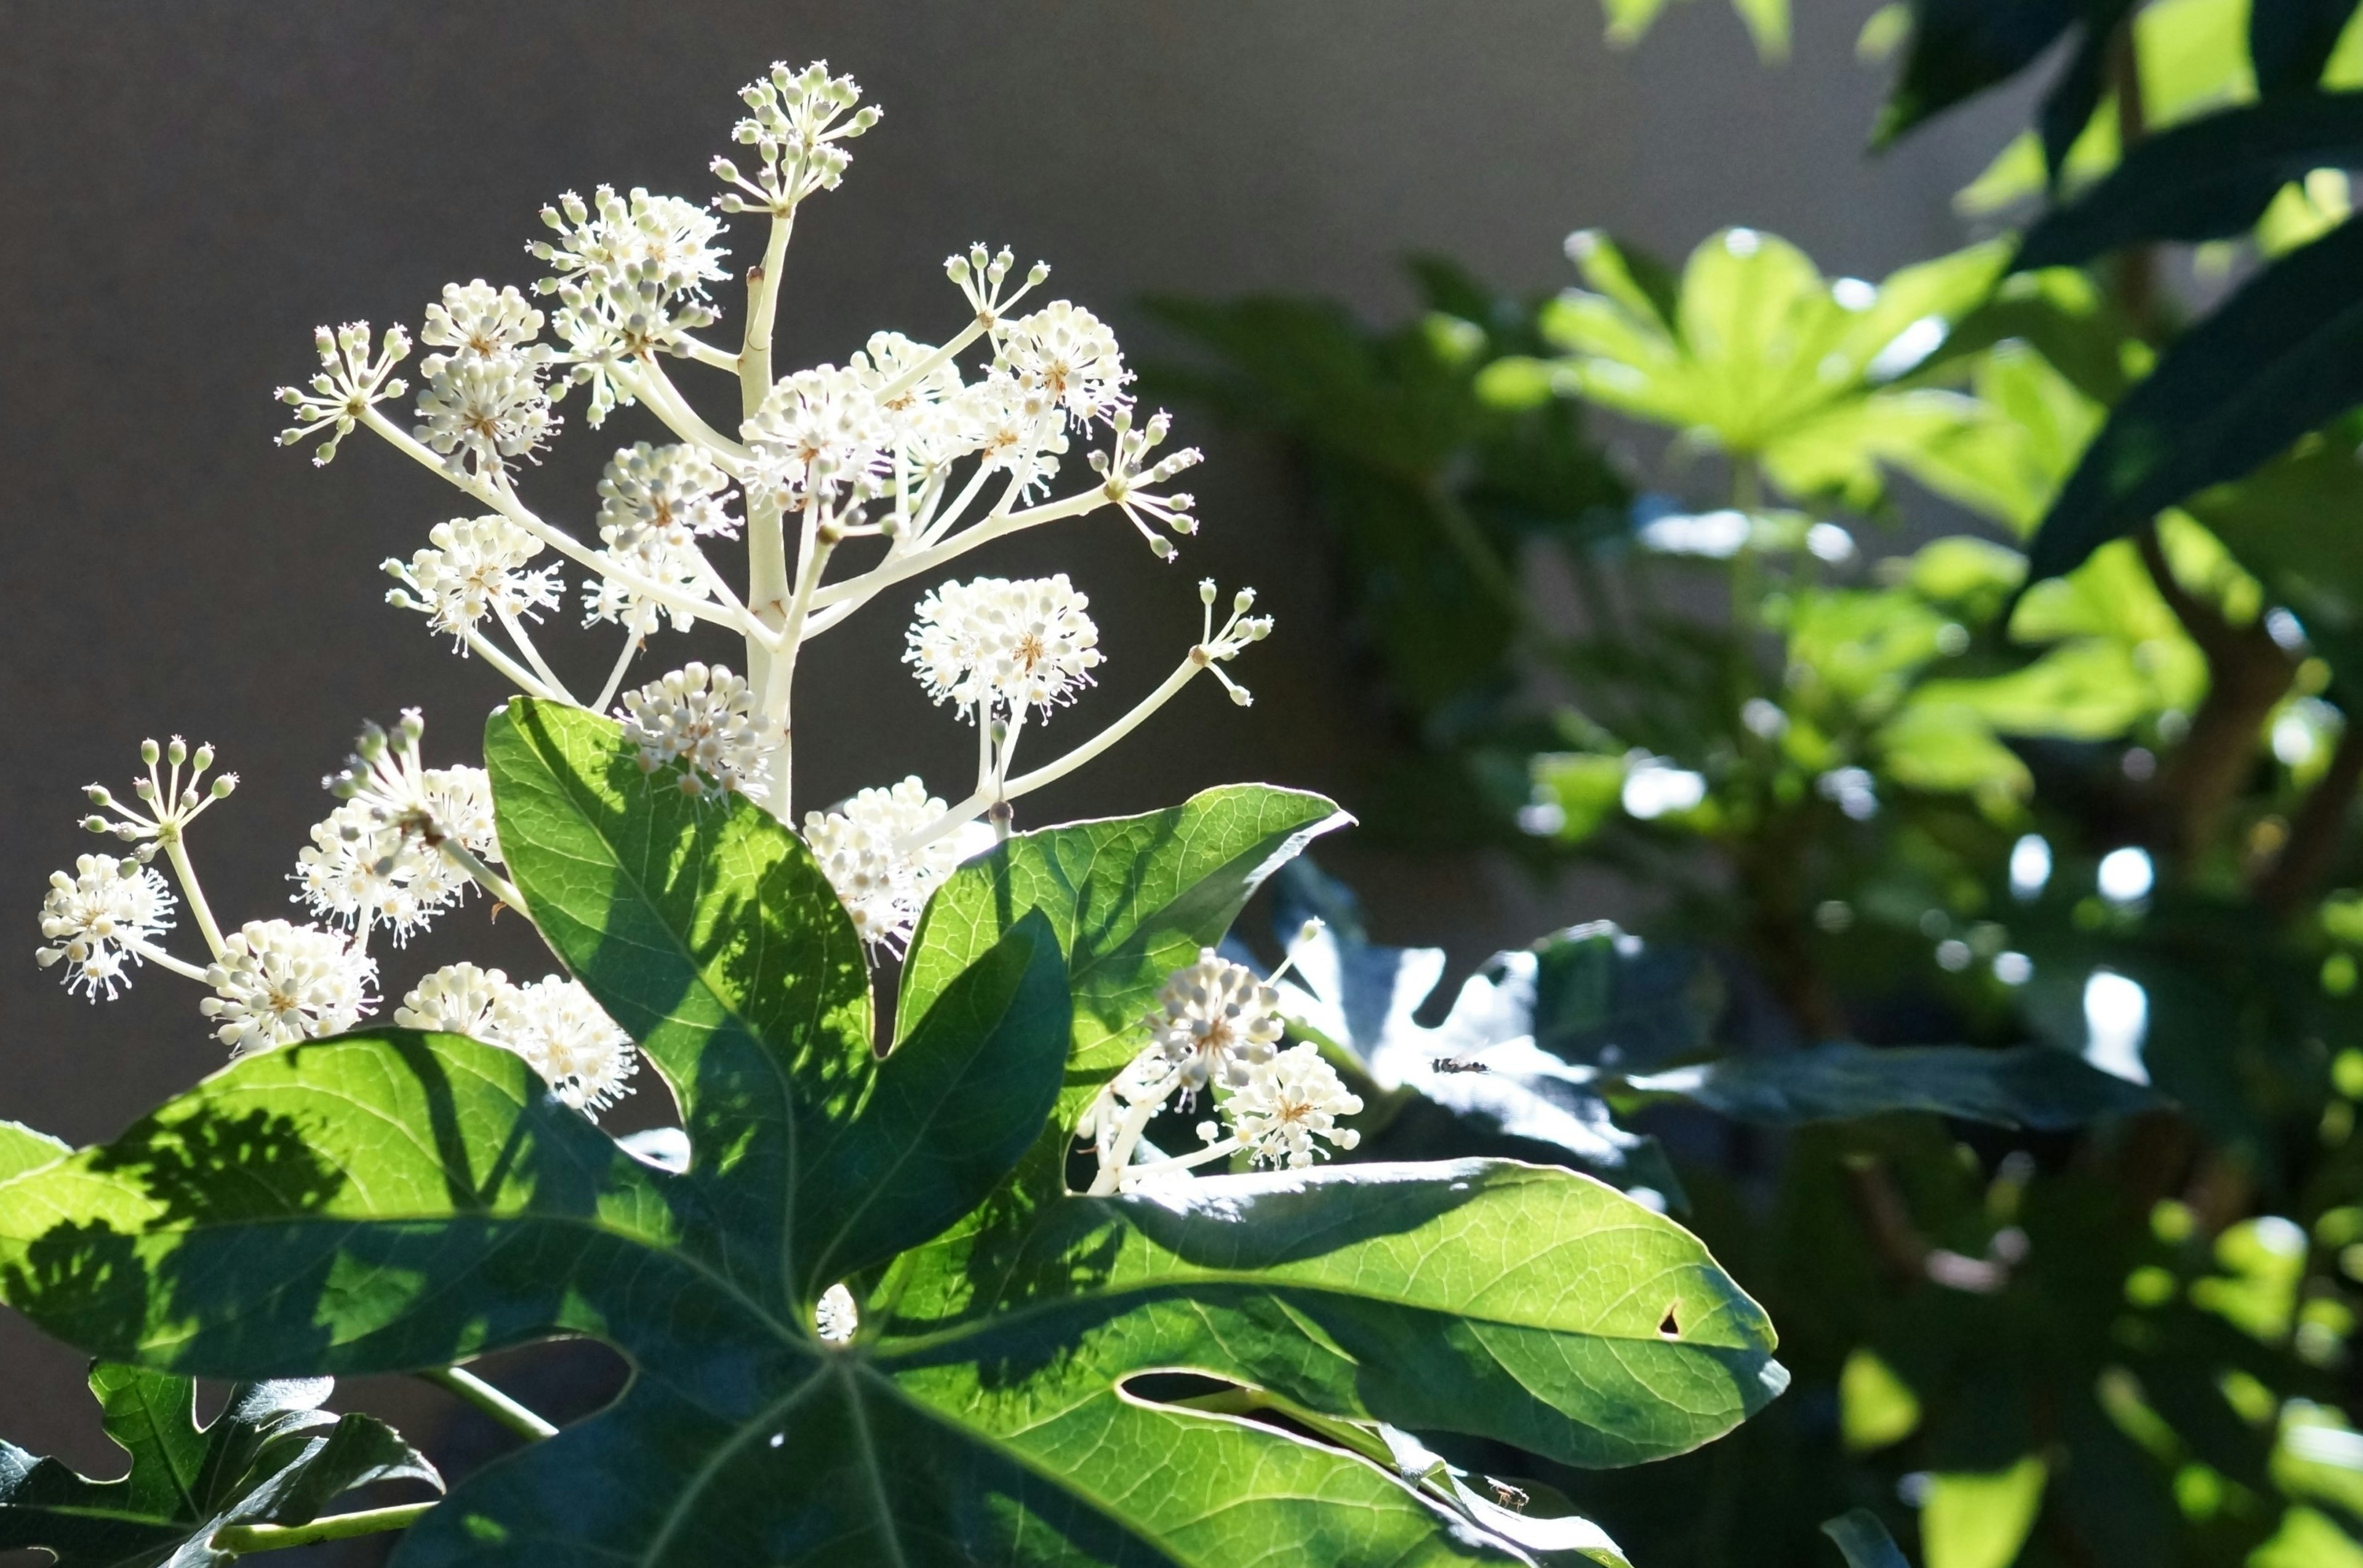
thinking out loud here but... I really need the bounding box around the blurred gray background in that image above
[0,0,2025,1487]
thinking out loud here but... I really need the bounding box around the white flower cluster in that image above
[46,60,1287,1111]
[397,963,639,1117]
[1081,942,1362,1194]
[298,711,502,947]
[802,778,974,948]
[617,662,772,798]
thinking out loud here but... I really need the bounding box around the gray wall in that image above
[0,0,2022,1473]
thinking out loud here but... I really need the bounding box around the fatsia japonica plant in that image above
[0,60,1786,1567]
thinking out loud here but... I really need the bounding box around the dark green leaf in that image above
[2037,1,2137,183]
[0,1362,436,1567]
[1821,1508,1913,1568]
[5,708,1773,1563]
[2017,94,2363,266]
[900,782,1349,1127]
[2025,218,2363,582]
[1627,1044,2160,1128]
[486,697,1071,1299]
[2252,0,2363,94]
[1872,0,2089,150]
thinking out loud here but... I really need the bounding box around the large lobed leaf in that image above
[0,1362,436,1567]
[0,703,1780,1566]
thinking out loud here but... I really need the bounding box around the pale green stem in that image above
[591,633,641,714]
[419,1364,560,1441]
[129,937,213,985]
[1122,1137,1240,1185]
[674,334,740,372]
[870,318,990,406]
[212,1503,434,1555]
[1087,1094,1168,1196]
[438,840,530,921]
[898,656,1202,854]
[620,358,751,465]
[742,212,795,420]
[359,409,756,641]
[762,501,833,820]
[492,602,578,705]
[804,487,1105,618]
[457,619,558,702]
[161,835,225,961]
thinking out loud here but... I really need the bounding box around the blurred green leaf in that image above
[1921,1457,2047,1568]
[1626,1043,2160,1127]
[1821,1508,1913,1568]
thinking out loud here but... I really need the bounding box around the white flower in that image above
[952,374,1065,494]
[997,300,1129,428]
[582,527,711,636]
[617,662,772,796]
[394,961,511,1038]
[489,975,639,1116]
[275,322,410,466]
[327,710,501,862]
[1224,1042,1363,1170]
[905,575,1102,719]
[37,854,176,999]
[802,777,967,948]
[292,798,465,945]
[744,364,892,507]
[849,332,978,474]
[413,350,559,476]
[199,919,377,1056]
[598,442,738,548]
[420,280,547,361]
[713,60,879,215]
[385,515,562,647]
[1145,948,1284,1102]
[814,1282,859,1344]
[534,186,727,425]
[1090,409,1202,559]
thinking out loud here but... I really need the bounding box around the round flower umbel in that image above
[1082,923,1356,1194]
[200,919,378,1057]
[1091,410,1202,560]
[398,964,641,1119]
[1225,1043,1365,1171]
[38,855,177,999]
[385,515,563,652]
[421,280,547,360]
[997,300,1130,430]
[490,976,639,1116]
[617,662,772,797]
[744,364,893,510]
[598,442,739,550]
[1146,948,1285,1103]
[906,574,1102,719]
[802,777,973,949]
[713,60,879,217]
[311,710,510,948]
[414,350,559,478]
[535,185,729,423]
[274,322,411,466]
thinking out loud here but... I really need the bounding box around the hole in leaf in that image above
[1659,1303,1681,1338]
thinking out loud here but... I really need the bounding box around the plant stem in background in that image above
[419,1364,560,1441]
[212,1503,435,1555]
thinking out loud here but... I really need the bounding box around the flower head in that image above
[421,280,548,361]
[1225,1042,1364,1170]
[802,777,969,948]
[413,350,559,476]
[997,300,1129,428]
[489,975,639,1116]
[905,574,1102,719]
[394,961,511,1038]
[713,60,879,215]
[385,515,562,648]
[617,662,772,796]
[1146,948,1285,1102]
[38,854,176,999]
[292,798,468,945]
[275,322,410,466]
[199,919,377,1056]
[1090,409,1202,559]
[326,710,501,863]
[744,364,892,508]
[79,736,238,860]
[535,186,727,423]
[598,442,738,550]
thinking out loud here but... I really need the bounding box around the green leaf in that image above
[2252,1,2363,95]
[1821,1508,1913,1568]
[1871,0,2089,150]
[2018,93,2363,266]
[2024,217,2363,582]
[484,697,1072,1300]
[6,707,1773,1562]
[900,782,1349,1127]
[1921,1457,2046,1568]
[1601,0,1790,62]
[0,1361,437,1567]
[1624,1044,2161,1129]
[0,1120,70,1183]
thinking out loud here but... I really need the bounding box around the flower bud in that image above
[212,775,238,799]
[167,737,188,767]
[1199,579,1217,606]
[140,739,161,766]
[193,743,214,772]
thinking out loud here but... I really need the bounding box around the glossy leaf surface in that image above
[0,1362,436,1567]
